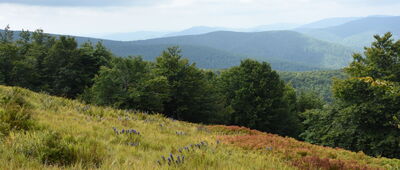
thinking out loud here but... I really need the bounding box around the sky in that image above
[0,0,399,36]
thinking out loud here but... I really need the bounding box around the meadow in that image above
[0,85,399,170]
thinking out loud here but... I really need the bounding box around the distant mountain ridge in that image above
[297,17,361,29]
[1,29,354,71]
[82,15,399,44]
[163,26,227,37]
[93,24,300,41]
[297,16,400,48]
[129,31,353,69]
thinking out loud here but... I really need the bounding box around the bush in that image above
[0,88,34,136]
[9,130,107,167]
[11,131,76,166]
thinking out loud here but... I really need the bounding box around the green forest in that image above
[279,70,348,102]
[1,25,400,160]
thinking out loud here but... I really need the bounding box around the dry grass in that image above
[0,85,399,169]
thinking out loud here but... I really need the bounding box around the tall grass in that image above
[0,85,399,169]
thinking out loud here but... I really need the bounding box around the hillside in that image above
[163,26,227,37]
[279,70,348,102]
[1,85,399,169]
[129,31,354,69]
[297,17,361,29]
[1,29,351,71]
[298,16,400,48]
[96,31,171,41]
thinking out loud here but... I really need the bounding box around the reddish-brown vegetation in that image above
[206,125,262,135]
[292,156,381,170]
[209,125,389,170]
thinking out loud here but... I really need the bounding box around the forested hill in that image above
[279,70,348,102]
[128,31,354,70]
[298,16,400,48]
[1,29,352,71]
[2,26,400,168]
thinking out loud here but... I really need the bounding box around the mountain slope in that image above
[130,31,354,69]
[1,29,353,71]
[298,16,400,48]
[249,23,300,32]
[1,86,399,169]
[279,70,348,102]
[297,17,361,29]
[164,26,227,37]
[97,31,171,41]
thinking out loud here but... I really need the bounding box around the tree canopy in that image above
[301,32,400,158]
[219,59,301,137]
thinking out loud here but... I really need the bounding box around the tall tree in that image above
[87,56,169,112]
[0,26,18,85]
[219,59,300,137]
[0,25,13,43]
[301,33,400,158]
[346,32,400,82]
[155,47,222,123]
[42,36,108,98]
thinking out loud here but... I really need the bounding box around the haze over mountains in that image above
[297,16,400,48]
[2,15,399,71]
[88,23,300,41]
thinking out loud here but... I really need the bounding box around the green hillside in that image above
[132,31,354,69]
[0,85,399,169]
[1,28,350,71]
[279,70,348,102]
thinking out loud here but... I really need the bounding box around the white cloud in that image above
[0,0,170,7]
[1,0,399,35]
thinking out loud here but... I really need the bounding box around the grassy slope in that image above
[0,85,399,170]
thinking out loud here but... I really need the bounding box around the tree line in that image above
[0,26,315,138]
[1,26,399,158]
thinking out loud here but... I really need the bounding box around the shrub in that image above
[10,131,75,166]
[9,130,106,167]
[292,156,380,170]
[0,88,34,136]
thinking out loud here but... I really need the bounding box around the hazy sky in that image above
[0,0,399,36]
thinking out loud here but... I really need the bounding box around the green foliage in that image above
[346,32,400,82]
[0,41,19,85]
[301,32,400,158]
[219,59,300,137]
[155,47,224,123]
[0,27,111,98]
[43,37,105,98]
[279,70,348,102]
[0,25,13,43]
[296,91,325,113]
[86,47,226,123]
[299,108,332,144]
[0,87,34,137]
[86,56,169,113]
